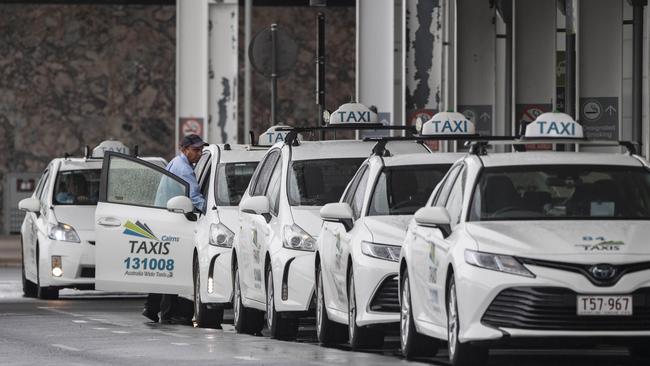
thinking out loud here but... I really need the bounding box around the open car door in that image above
[95,152,195,295]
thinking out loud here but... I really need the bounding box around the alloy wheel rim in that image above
[316,272,323,335]
[266,273,274,329]
[234,271,241,323]
[448,282,458,358]
[194,269,200,317]
[348,276,356,341]
[400,276,410,351]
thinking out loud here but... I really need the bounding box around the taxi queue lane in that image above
[0,267,636,366]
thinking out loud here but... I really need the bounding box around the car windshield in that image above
[469,165,650,221]
[53,169,101,206]
[215,162,259,206]
[368,164,451,216]
[288,158,365,206]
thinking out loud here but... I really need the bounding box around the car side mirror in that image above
[19,197,41,213]
[240,196,271,223]
[320,202,354,232]
[414,207,452,237]
[167,196,193,214]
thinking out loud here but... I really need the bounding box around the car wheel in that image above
[266,266,298,340]
[447,277,487,366]
[193,256,223,329]
[401,270,439,359]
[347,269,384,350]
[316,265,347,345]
[36,245,58,300]
[21,239,37,298]
[233,264,264,335]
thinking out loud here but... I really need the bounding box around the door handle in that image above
[97,217,122,227]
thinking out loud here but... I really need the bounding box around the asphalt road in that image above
[0,267,642,366]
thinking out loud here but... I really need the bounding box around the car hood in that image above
[53,206,97,232]
[466,220,650,262]
[291,206,323,238]
[364,215,412,246]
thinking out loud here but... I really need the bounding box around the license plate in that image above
[577,295,633,316]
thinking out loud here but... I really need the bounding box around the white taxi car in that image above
[190,144,266,327]
[19,141,165,299]
[399,112,650,365]
[91,143,264,328]
[315,112,471,349]
[233,103,428,339]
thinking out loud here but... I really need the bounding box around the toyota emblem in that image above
[589,264,617,281]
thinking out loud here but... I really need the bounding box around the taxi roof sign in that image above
[524,112,584,139]
[92,140,130,158]
[329,102,378,125]
[420,111,476,136]
[259,125,294,146]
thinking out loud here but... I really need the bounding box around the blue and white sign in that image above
[524,112,584,139]
[92,140,130,158]
[420,111,476,136]
[259,125,292,146]
[329,102,378,125]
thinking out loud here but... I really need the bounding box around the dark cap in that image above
[180,134,208,148]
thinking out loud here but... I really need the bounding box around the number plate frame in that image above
[576,295,633,316]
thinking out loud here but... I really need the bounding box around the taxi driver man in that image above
[142,134,207,324]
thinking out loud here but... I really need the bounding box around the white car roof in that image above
[476,152,645,168]
[381,152,465,167]
[209,144,267,164]
[287,140,428,161]
[55,156,167,171]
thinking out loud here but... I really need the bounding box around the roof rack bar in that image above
[280,125,417,145]
[467,139,640,155]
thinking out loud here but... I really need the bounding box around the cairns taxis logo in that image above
[123,220,159,240]
[123,220,179,255]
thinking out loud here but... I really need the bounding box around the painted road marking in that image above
[51,344,81,352]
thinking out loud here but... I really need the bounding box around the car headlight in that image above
[48,223,81,243]
[361,241,401,262]
[282,224,316,251]
[464,250,535,278]
[209,223,234,248]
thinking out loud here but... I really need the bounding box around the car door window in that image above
[444,167,466,226]
[252,150,280,196]
[433,165,462,207]
[194,151,212,183]
[343,164,367,205]
[103,154,189,209]
[266,159,282,215]
[350,167,370,220]
[38,170,51,204]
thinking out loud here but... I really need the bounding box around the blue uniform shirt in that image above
[166,154,205,211]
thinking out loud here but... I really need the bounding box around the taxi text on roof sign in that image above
[524,112,584,139]
[329,102,378,125]
[92,140,130,158]
[259,125,292,146]
[420,111,476,136]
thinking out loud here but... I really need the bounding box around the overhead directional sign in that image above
[579,97,618,140]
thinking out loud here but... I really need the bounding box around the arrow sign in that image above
[479,113,491,121]
[605,105,616,115]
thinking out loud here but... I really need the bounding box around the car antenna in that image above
[83,145,90,159]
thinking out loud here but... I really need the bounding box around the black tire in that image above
[21,239,37,298]
[316,265,347,345]
[36,244,58,300]
[400,270,439,359]
[193,256,223,328]
[447,277,487,366]
[233,265,264,335]
[266,266,298,340]
[347,269,384,350]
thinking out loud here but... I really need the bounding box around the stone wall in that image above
[0,4,176,230]
[240,6,356,139]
